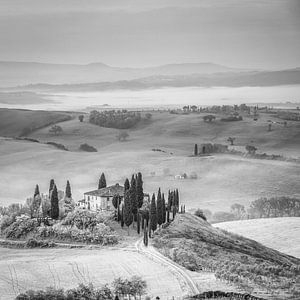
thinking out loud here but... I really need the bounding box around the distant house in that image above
[81,183,125,211]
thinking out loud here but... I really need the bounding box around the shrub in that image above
[194,209,207,221]
[3,216,37,239]
[46,142,68,151]
[79,143,97,152]
[25,238,56,248]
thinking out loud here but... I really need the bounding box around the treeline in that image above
[113,173,183,245]
[89,110,143,129]
[190,291,267,299]
[16,276,147,300]
[199,196,300,224]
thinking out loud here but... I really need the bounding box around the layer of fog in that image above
[1,85,299,111]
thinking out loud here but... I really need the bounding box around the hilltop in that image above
[0,61,240,88]
[153,213,300,299]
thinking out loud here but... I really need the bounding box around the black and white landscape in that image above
[0,1,299,299]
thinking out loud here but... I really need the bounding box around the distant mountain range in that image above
[1,61,299,91]
[4,68,300,92]
[0,61,246,88]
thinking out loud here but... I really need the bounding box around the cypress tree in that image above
[194,144,198,156]
[49,179,55,194]
[156,188,163,226]
[124,190,133,234]
[130,176,138,218]
[121,205,124,228]
[34,184,40,198]
[150,193,157,234]
[162,193,166,224]
[136,172,144,208]
[137,213,140,234]
[98,173,107,189]
[50,184,59,219]
[143,223,148,246]
[65,180,72,198]
[124,178,130,191]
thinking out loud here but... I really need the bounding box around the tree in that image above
[227,137,236,145]
[124,178,130,191]
[117,131,129,141]
[50,184,59,219]
[136,172,144,208]
[98,173,107,189]
[49,125,63,135]
[194,209,207,221]
[245,145,257,155]
[34,184,40,198]
[203,115,216,122]
[150,193,157,235]
[145,113,152,120]
[124,190,133,234]
[49,179,55,194]
[26,195,42,218]
[78,115,84,122]
[137,213,141,234]
[268,123,272,131]
[231,203,245,219]
[130,175,138,220]
[156,188,163,226]
[162,193,166,224]
[194,144,198,156]
[65,180,72,198]
[143,222,148,246]
[112,194,122,209]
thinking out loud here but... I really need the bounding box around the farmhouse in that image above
[80,183,125,211]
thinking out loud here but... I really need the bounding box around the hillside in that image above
[214,218,300,258]
[0,109,299,208]
[0,61,240,88]
[8,69,300,92]
[0,108,72,137]
[153,214,300,299]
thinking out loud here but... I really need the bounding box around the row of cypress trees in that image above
[32,179,72,220]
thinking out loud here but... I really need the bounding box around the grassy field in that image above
[214,217,300,258]
[0,246,184,300]
[0,110,299,212]
[0,108,72,137]
[153,214,300,299]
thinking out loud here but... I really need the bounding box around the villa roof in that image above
[84,183,125,197]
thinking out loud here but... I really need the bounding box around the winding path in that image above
[135,238,200,297]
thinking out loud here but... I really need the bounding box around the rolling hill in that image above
[214,218,300,258]
[8,68,300,92]
[153,214,300,299]
[0,61,241,88]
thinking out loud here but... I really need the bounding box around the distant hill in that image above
[9,68,300,92]
[153,213,300,298]
[0,61,241,88]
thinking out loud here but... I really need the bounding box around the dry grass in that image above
[214,217,300,258]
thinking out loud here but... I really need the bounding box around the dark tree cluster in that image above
[89,110,142,129]
[249,197,300,218]
[114,172,183,245]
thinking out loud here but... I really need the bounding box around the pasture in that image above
[214,217,300,258]
[0,109,299,212]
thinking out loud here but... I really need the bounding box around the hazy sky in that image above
[0,0,300,69]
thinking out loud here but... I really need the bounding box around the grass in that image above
[213,217,300,258]
[0,108,72,137]
[0,110,299,212]
[153,213,300,299]
[0,246,183,300]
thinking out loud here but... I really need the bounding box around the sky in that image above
[0,0,300,69]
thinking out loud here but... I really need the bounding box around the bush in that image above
[3,215,37,239]
[194,209,207,221]
[36,223,118,245]
[79,143,97,152]
[25,238,56,248]
[46,142,68,151]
